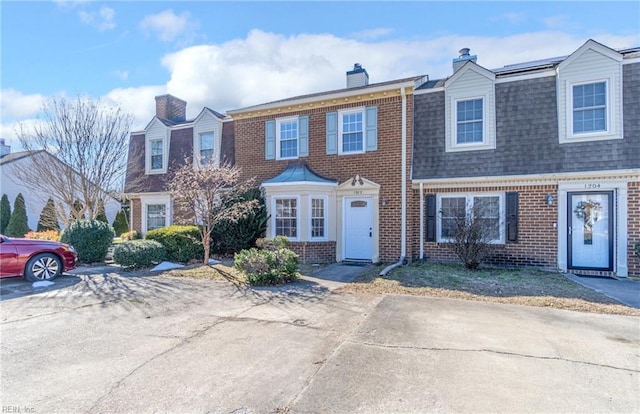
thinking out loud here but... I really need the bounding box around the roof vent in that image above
[0,139,10,158]
[346,63,369,88]
[452,48,477,72]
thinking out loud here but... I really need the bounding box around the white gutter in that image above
[419,182,424,260]
[380,86,408,276]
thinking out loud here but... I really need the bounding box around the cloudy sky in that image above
[1,1,638,148]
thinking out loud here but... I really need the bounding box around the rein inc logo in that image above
[2,407,34,413]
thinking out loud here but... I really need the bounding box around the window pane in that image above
[275,199,297,238]
[573,82,606,133]
[311,198,325,238]
[279,121,298,158]
[474,196,500,240]
[200,133,214,164]
[341,111,363,153]
[151,140,163,169]
[147,204,166,230]
[440,197,465,238]
[456,99,483,144]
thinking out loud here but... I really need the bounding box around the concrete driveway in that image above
[1,271,638,413]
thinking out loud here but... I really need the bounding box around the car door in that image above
[0,236,20,277]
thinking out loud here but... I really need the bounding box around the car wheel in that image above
[24,253,62,282]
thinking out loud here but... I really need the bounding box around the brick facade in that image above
[628,181,640,277]
[234,93,415,263]
[288,241,336,264]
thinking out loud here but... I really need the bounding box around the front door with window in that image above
[344,197,373,261]
[568,192,613,270]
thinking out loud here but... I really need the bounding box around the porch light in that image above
[545,193,554,206]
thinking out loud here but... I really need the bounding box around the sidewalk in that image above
[299,262,373,291]
[564,273,640,309]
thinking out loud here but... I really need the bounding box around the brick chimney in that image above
[346,63,369,88]
[452,48,477,72]
[155,94,187,122]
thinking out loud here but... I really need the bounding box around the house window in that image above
[311,197,326,239]
[150,139,164,170]
[274,198,298,239]
[147,204,166,231]
[339,109,364,154]
[199,132,215,164]
[456,98,483,144]
[573,81,606,134]
[438,194,503,243]
[277,118,298,159]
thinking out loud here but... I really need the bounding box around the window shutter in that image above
[506,192,519,243]
[298,115,309,157]
[365,105,378,151]
[426,194,437,242]
[326,112,337,154]
[265,120,275,160]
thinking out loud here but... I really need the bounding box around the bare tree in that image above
[14,96,133,225]
[447,201,498,270]
[168,159,259,264]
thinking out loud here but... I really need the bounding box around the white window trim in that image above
[145,136,168,174]
[338,107,365,155]
[563,76,619,143]
[194,131,217,167]
[271,195,300,241]
[141,195,172,234]
[436,193,505,244]
[446,93,495,152]
[309,195,328,241]
[276,116,299,160]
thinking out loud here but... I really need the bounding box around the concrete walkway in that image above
[564,273,640,308]
[299,262,373,290]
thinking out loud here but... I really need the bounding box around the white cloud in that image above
[3,30,638,145]
[67,3,116,31]
[543,14,570,30]
[0,89,46,119]
[495,12,527,25]
[351,27,395,40]
[139,9,198,43]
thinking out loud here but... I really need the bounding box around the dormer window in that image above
[150,139,164,170]
[456,98,483,144]
[199,132,215,164]
[572,81,606,134]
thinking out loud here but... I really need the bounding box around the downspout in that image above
[419,182,424,260]
[380,86,407,276]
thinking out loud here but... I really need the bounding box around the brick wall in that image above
[628,181,640,277]
[288,241,336,264]
[234,94,413,263]
[416,184,559,269]
[131,198,142,233]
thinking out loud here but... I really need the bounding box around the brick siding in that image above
[628,181,640,277]
[287,241,336,264]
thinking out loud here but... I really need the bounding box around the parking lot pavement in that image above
[1,272,638,413]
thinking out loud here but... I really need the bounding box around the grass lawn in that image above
[337,262,640,317]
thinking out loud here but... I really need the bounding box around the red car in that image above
[0,235,77,282]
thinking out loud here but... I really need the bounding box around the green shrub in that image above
[145,225,203,263]
[112,209,129,236]
[121,230,141,241]
[37,197,60,231]
[60,219,114,263]
[210,188,268,254]
[0,194,11,234]
[113,240,165,269]
[255,236,289,251]
[5,193,30,237]
[234,247,298,285]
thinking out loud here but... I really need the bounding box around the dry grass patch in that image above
[338,262,640,316]
[165,262,247,284]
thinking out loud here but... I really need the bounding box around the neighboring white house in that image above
[0,140,120,231]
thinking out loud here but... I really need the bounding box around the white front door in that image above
[568,192,613,270]
[344,197,373,261]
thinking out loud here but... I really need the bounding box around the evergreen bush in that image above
[210,188,268,254]
[60,219,114,263]
[37,197,60,231]
[5,193,30,237]
[0,194,11,234]
[145,225,203,263]
[113,240,165,269]
[112,209,129,236]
